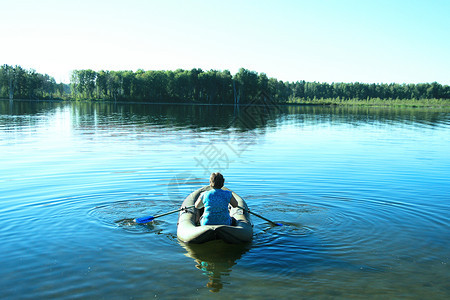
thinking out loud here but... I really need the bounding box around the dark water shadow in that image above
[179,240,251,292]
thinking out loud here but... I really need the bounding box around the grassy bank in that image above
[3,97,450,109]
[287,97,450,107]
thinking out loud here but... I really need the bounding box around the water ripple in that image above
[1,102,449,299]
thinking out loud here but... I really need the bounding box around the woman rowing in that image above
[194,172,238,225]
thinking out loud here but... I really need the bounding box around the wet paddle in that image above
[135,205,194,224]
[238,206,283,226]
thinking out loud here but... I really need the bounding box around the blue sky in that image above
[2,0,449,84]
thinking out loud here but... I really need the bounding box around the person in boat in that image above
[194,172,238,226]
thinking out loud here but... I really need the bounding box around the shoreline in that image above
[2,98,449,109]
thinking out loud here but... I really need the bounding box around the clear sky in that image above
[2,0,449,84]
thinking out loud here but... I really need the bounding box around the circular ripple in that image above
[87,198,180,238]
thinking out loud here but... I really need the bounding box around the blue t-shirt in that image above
[200,189,232,226]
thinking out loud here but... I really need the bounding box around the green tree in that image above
[234,68,259,103]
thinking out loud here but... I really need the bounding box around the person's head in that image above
[209,172,225,189]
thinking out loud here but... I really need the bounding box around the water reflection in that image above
[1,100,449,132]
[284,105,450,129]
[179,240,251,292]
[1,99,449,298]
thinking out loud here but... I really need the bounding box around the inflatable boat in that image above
[177,186,253,244]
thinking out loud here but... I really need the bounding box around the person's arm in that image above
[230,194,238,208]
[195,193,204,209]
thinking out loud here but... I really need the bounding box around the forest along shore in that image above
[1,64,450,107]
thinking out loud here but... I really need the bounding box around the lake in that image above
[0,100,449,299]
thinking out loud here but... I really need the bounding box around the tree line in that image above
[0,65,68,100]
[69,68,450,103]
[2,64,449,103]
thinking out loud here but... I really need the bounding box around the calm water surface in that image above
[1,101,449,299]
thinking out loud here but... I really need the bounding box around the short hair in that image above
[210,172,225,189]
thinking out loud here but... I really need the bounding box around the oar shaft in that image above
[237,206,282,226]
[135,205,195,223]
[152,205,194,219]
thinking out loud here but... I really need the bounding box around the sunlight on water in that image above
[0,101,449,299]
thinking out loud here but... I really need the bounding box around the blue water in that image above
[0,101,449,299]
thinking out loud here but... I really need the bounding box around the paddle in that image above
[135,205,195,224]
[238,206,283,226]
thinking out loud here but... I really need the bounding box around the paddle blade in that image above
[274,223,283,226]
[135,216,155,224]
